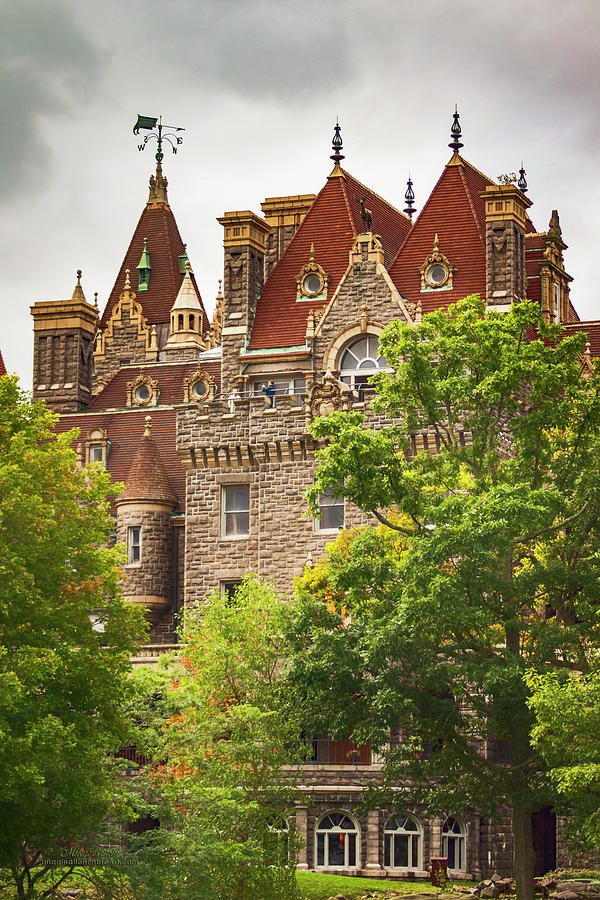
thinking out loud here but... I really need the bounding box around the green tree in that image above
[285,296,600,900]
[0,376,145,898]
[127,577,303,900]
[528,668,600,849]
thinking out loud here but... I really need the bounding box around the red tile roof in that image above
[100,196,207,330]
[0,349,6,376]
[88,360,221,410]
[247,168,411,350]
[563,321,600,357]
[54,408,185,512]
[120,428,178,506]
[389,155,494,313]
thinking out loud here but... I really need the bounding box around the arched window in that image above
[178,314,184,330]
[189,314,195,331]
[339,335,388,395]
[315,811,359,868]
[442,817,466,873]
[384,814,422,870]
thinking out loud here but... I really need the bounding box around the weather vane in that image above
[133,115,184,163]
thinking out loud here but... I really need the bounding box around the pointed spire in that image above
[124,269,132,290]
[549,209,562,239]
[147,161,169,206]
[118,417,178,507]
[518,163,528,193]
[170,261,202,311]
[449,106,464,153]
[403,175,416,220]
[71,269,86,303]
[330,119,345,165]
[216,279,223,302]
[309,242,316,261]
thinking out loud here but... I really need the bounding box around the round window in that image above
[427,264,447,285]
[134,384,151,404]
[304,273,323,295]
[191,380,208,400]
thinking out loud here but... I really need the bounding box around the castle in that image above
[25,113,598,879]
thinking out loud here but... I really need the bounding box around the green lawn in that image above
[297,870,439,899]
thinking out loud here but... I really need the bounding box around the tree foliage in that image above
[287,296,600,899]
[0,377,145,898]
[127,577,303,900]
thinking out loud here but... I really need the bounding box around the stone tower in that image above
[115,416,178,626]
[217,210,270,392]
[31,270,99,412]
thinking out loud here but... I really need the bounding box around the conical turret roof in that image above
[100,165,207,329]
[118,417,178,507]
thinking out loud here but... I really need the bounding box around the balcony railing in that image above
[303,738,372,766]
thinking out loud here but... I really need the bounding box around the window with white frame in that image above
[315,812,359,868]
[89,443,104,464]
[441,816,466,872]
[339,335,388,395]
[554,282,560,322]
[252,377,306,397]
[316,486,344,532]
[221,485,250,538]
[127,526,141,565]
[383,814,422,870]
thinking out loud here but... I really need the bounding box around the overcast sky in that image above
[2,0,599,387]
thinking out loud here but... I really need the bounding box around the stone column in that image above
[295,806,309,870]
[365,809,383,872]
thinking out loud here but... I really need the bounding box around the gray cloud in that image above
[0,0,102,198]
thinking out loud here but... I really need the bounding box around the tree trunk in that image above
[513,803,535,900]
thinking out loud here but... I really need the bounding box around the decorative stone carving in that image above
[126,372,159,407]
[296,244,329,300]
[305,372,352,424]
[419,234,455,291]
[183,367,217,403]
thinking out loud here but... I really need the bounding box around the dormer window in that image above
[136,238,151,292]
[127,373,159,407]
[419,235,454,292]
[296,244,329,301]
[85,427,109,466]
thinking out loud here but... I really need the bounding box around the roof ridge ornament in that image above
[449,106,464,153]
[403,175,416,220]
[518,162,528,194]
[330,119,345,165]
[144,415,152,438]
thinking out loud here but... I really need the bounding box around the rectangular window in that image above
[554,282,560,321]
[222,485,250,538]
[316,487,344,532]
[127,526,141,564]
[89,443,104,464]
[221,579,243,602]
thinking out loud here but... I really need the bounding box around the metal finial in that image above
[94,291,98,309]
[144,415,152,438]
[403,175,415,219]
[134,115,184,163]
[330,119,345,164]
[449,106,464,153]
[518,163,528,193]
[76,269,82,284]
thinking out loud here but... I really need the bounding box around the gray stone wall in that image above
[221,244,265,394]
[486,221,526,307]
[33,329,94,412]
[94,307,149,392]
[264,223,298,282]
[312,257,404,378]
[116,505,174,607]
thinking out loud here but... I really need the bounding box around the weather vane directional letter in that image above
[133,115,184,163]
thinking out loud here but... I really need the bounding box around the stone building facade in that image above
[29,113,600,879]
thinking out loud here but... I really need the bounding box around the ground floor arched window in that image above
[442,816,466,872]
[384,814,422,870]
[315,811,359,868]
